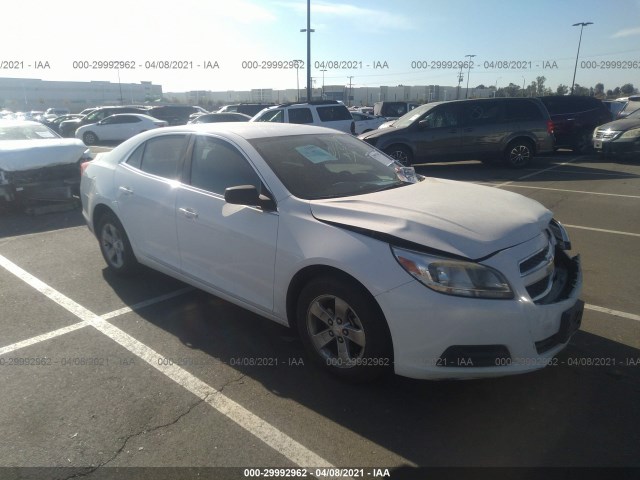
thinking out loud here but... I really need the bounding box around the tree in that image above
[556,84,569,95]
[606,89,613,97]
[594,83,605,98]
[620,83,635,95]
[535,76,546,96]
[502,83,521,97]
[572,84,590,96]
[475,84,487,89]
[613,87,621,96]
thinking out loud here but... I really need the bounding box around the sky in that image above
[2,0,640,94]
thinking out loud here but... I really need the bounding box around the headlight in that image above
[391,247,514,299]
[549,218,571,250]
[621,127,640,139]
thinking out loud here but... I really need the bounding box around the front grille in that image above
[519,249,548,275]
[519,234,555,302]
[526,275,552,300]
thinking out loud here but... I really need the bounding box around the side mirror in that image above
[225,185,276,211]
[418,119,430,129]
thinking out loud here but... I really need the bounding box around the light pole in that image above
[522,76,526,97]
[571,21,593,95]
[464,54,476,99]
[347,76,354,107]
[320,68,327,99]
[494,77,501,97]
[300,0,314,102]
[456,64,464,100]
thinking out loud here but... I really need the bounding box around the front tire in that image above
[296,276,393,382]
[97,212,138,276]
[384,144,413,166]
[504,139,534,168]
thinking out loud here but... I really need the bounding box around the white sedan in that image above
[75,114,167,145]
[351,112,388,134]
[80,123,583,381]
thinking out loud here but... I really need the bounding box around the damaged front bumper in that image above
[0,164,81,204]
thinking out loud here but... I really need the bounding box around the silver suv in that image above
[251,101,355,134]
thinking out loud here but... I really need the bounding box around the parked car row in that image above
[8,94,635,161]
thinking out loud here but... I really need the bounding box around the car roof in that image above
[159,122,345,139]
[0,120,47,127]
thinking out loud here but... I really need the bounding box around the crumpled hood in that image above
[0,139,88,172]
[310,178,552,259]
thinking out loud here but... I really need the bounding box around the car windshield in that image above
[248,133,406,200]
[0,124,60,140]
[392,104,435,128]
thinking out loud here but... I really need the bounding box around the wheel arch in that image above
[286,265,389,337]
[504,134,537,155]
[91,203,117,238]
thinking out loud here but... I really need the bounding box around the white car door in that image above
[90,117,115,141]
[176,135,278,312]
[114,134,190,271]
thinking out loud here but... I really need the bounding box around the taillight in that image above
[547,120,554,135]
[80,161,91,175]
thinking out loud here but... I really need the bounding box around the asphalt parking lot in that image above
[1,151,639,480]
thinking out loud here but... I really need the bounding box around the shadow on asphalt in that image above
[100,272,640,468]
[414,152,639,184]
[0,204,85,239]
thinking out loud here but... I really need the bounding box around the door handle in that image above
[179,207,198,219]
[119,186,133,195]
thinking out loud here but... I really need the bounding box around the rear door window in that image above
[317,106,352,121]
[139,135,189,179]
[462,101,502,126]
[288,108,313,124]
[505,100,543,121]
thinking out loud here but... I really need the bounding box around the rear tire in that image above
[97,212,139,276]
[296,276,393,382]
[504,139,534,168]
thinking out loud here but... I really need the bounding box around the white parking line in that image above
[492,159,577,188]
[99,287,193,320]
[521,168,639,178]
[564,224,640,238]
[0,320,90,356]
[0,226,87,246]
[585,304,640,323]
[0,253,338,471]
[479,183,640,200]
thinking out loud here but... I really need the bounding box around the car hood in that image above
[596,117,640,131]
[0,139,88,171]
[310,178,552,259]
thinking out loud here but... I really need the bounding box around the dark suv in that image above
[59,106,148,137]
[359,97,554,168]
[537,95,611,153]
[145,105,206,125]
